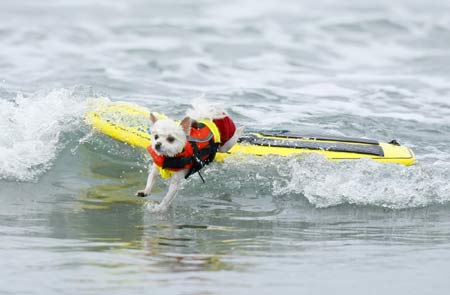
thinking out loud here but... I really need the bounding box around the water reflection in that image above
[35,144,450,278]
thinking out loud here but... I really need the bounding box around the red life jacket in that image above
[147,121,220,179]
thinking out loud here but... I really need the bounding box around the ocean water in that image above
[1,0,450,294]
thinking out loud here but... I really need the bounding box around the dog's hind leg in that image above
[219,126,245,152]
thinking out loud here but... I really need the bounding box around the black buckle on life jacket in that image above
[162,154,192,169]
[185,139,219,182]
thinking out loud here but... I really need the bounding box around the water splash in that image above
[273,154,450,209]
[0,88,89,181]
[191,154,450,210]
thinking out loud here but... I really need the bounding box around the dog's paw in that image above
[135,190,149,197]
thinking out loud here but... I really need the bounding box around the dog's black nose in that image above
[155,142,162,151]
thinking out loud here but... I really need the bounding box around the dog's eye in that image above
[167,136,175,143]
[154,135,159,140]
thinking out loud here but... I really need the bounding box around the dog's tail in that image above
[186,96,227,121]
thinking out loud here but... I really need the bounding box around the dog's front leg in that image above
[154,170,187,212]
[136,164,158,197]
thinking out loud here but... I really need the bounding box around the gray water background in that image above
[1,0,450,294]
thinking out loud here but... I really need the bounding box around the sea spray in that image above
[0,89,91,181]
[184,154,450,210]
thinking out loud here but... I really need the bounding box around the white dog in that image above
[136,100,244,212]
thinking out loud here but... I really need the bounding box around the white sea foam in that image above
[271,154,450,209]
[198,152,450,210]
[297,83,359,97]
[0,89,87,181]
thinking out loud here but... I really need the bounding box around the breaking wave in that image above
[194,154,450,210]
[1,89,449,210]
[0,88,93,181]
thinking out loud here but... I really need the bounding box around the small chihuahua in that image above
[136,100,244,212]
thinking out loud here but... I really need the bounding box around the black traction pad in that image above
[238,133,384,157]
[257,131,379,145]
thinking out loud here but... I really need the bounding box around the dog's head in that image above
[149,113,191,157]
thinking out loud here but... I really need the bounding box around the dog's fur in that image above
[136,100,244,212]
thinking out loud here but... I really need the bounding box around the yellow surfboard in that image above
[85,101,416,166]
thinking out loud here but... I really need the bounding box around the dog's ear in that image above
[180,116,191,135]
[149,113,158,124]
